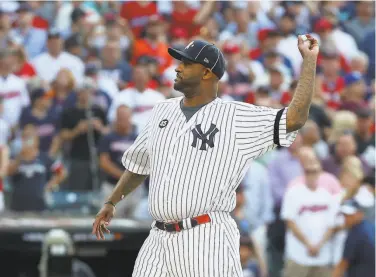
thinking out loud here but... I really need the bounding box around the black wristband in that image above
[104,201,116,208]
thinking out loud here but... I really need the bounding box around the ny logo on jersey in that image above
[191,123,219,151]
[185,41,195,50]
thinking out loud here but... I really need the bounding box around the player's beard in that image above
[173,76,201,97]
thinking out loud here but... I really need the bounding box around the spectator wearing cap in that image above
[120,1,158,38]
[60,77,108,191]
[19,88,59,155]
[318,51,346,110]
[0,49,30,130]
[131,15,172,75]
[281,146,337,277]
[354,108,375,157]
[62,7,86,40]
[240,236,261,277]
[267,64,292,103]
[32,28,84,85]
[99,105,141,218]
[98,40,132,90]
[170,1,216,39]
[170,27,189,51]
[9,45,36,80]
[9,3,47,59]
[344,1,375,48]
[108,64,165,134]
[64,33,85,59]
[339,72,368,112]
[266,134,303,277]
[332,201,375,277]
[7,124,66,212]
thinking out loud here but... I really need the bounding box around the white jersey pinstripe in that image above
[122,96,297,222]
[123,96,297,277]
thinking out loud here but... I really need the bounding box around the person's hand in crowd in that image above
[307,244,320,257]
[75,120,89,134]
[92,203,115,240]
[298,34,319,59]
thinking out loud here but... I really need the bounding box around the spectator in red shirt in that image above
[120,1,157,38]
[170,1,216,39]
[319,51,345,110]
[131,15,172,75]
[10,46,36,80]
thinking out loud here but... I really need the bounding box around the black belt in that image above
[155,214,211,232]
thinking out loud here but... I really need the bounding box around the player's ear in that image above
[202,68,213,80]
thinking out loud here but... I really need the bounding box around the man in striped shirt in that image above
[93,35,320,277]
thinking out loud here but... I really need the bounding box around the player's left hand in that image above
[92,204,115,240]
[298,34,319,59]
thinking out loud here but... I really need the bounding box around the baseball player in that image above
[92,34,319,276]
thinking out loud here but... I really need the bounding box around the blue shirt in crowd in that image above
[98,130,137,185]
[343,220,375,277]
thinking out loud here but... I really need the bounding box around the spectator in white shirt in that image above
[108,64,165,134]
[0,49,30,129]
[32,28,85,85]
[281,146,337,277]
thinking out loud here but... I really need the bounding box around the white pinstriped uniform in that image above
[122,96,297,277]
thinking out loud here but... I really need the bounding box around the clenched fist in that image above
[298,34,319,59]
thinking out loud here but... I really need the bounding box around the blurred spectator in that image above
[7,124,65,212]
[339,72,368,112]
[10,46,37,80]
[327,111,357,145]
[242,160,273,233]
[131,15,172,74]
[64,33,84,59]
[9,3,47,59]
[240,236,261,277]
[349,51,369,82]
[319,51,345,110]
[233,184,251,234]
[62,7,86,40]
[120,1,158,38]
[0,49,30,130]
[276,13,302,76]
[266,134,303,277]
[300,120,329,160]
[360,30,375,82]
[46,68,75,114]
[332,202,375,277]
[281,147,337,277]
[322,132,372,178]
[19,88,59,155]
[0,8,12,49]
[170,1,216,39]
[356,172,375,224]
[343,1,375,48]
[32,28,84,85]
[98,40,132,90]
[99,105,142,218]
[108,64,165,134]
[60,78,107,191]
[354,108,375,156]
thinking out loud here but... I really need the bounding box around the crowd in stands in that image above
[0,1,374,277]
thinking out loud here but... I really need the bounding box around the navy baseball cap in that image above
[168,40,226,80]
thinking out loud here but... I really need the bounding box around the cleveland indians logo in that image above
[191,123,219,151]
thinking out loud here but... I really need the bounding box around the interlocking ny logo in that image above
[191,124,219,151]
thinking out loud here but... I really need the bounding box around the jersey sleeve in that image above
[121,110,152,175]
[234,103,298,157]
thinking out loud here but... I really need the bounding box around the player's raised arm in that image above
[286,35,319,133]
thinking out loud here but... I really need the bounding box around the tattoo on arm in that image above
[287,56,317,132]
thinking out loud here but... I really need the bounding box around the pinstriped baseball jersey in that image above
[122,96,297,222]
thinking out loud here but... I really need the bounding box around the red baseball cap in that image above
[171,27,188,39]
[223,42,240,54]
[314,18,333,33]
